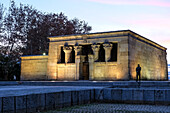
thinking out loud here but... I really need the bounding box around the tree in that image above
[0,53,20,80]
[0,4,4,33]
[3,1,28,55]
[0,4,5,52]
[23,12,92,55]
[0,0,92,80]
[2,1,92,55]
[71,18,92,34]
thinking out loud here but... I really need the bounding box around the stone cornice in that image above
[48,30,127,42]
[48,30,167,51]
[21,55,48,60]
[128,31,167,51]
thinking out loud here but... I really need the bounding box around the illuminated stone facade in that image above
[21,30,168,80]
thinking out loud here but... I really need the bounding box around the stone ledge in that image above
[103,88,170,105]
[0,87,170,113]
[21,55,48,60]
[0,89,95,113]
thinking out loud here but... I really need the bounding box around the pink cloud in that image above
[112,13,170,31]
[127,19,170,29]
[159,40,170,45]
[87,0,170,7]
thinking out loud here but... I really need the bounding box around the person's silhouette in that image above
[136,64,141,82]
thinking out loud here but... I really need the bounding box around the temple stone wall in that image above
[20,30,168,81]
[129,35,168,80]
[21,56,48,80]
[90,37,129,80]
[92,62,117,80]
[57,64,77,80]
[117,37,129,80]
[46,43,58,80]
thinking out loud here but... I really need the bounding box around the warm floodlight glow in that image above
[21,30,167,81]
[43,52,46,55]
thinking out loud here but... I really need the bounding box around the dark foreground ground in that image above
[0,81,170,113]
[41,103,170,113]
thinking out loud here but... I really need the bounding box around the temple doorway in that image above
[82,62,89,80]
[79,45,93,80]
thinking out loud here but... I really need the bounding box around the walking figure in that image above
[136,64,141,82]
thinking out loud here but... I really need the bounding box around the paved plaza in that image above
[0,84,169,98]
[41,103,170,113]
[0,86,101,97]
[0,81,170,97]
[0,81,170,113]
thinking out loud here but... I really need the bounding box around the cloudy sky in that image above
[1,0,170,63]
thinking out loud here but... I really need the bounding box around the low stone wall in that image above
[97,88,170,105]
[20,81,170,87]
[0,89,95,113]
[21,55,48,80]
[1,88,169,113]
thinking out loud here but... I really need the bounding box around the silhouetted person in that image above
[136,64,141,82]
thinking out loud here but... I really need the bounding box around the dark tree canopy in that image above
[0,4,4,33]
[1,0,92,56]
[0,4,5,49]
[0,0,92,80]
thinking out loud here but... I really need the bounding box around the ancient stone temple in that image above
[21,30,168,80]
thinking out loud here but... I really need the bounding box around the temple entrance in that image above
[79,45,93,80]
[82,62,89,80]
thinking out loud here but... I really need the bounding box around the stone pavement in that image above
[0,81,170,113]
[0,85,169,98]
[0,86,102,97]
[41,103,170,113]
[0,81,170,87]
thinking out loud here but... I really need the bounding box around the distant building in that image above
[21,30,168,81]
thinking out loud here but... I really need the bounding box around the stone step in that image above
[0,87,170,113]
[19,81,170,88]
[0,81,170,88]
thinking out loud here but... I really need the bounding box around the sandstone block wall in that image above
[57,63,77,80]
[88,36,129,80]
[21,30,167,81]
[117,37,129,80]
[21,55,48,80]
[93,62,117,80]
[46,43,58,80]
[129,35,168,80]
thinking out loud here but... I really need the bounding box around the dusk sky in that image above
[1,0,170,64]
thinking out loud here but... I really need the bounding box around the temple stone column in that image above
[74,45,82,56]
[74,45,82,80]
[79,55,86,79]
[57,46,61,63]
[91,44,100,62]
[103,43,112,62]
[75,55,80,80]
[88,55,94,80]
[63,46,72,63]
